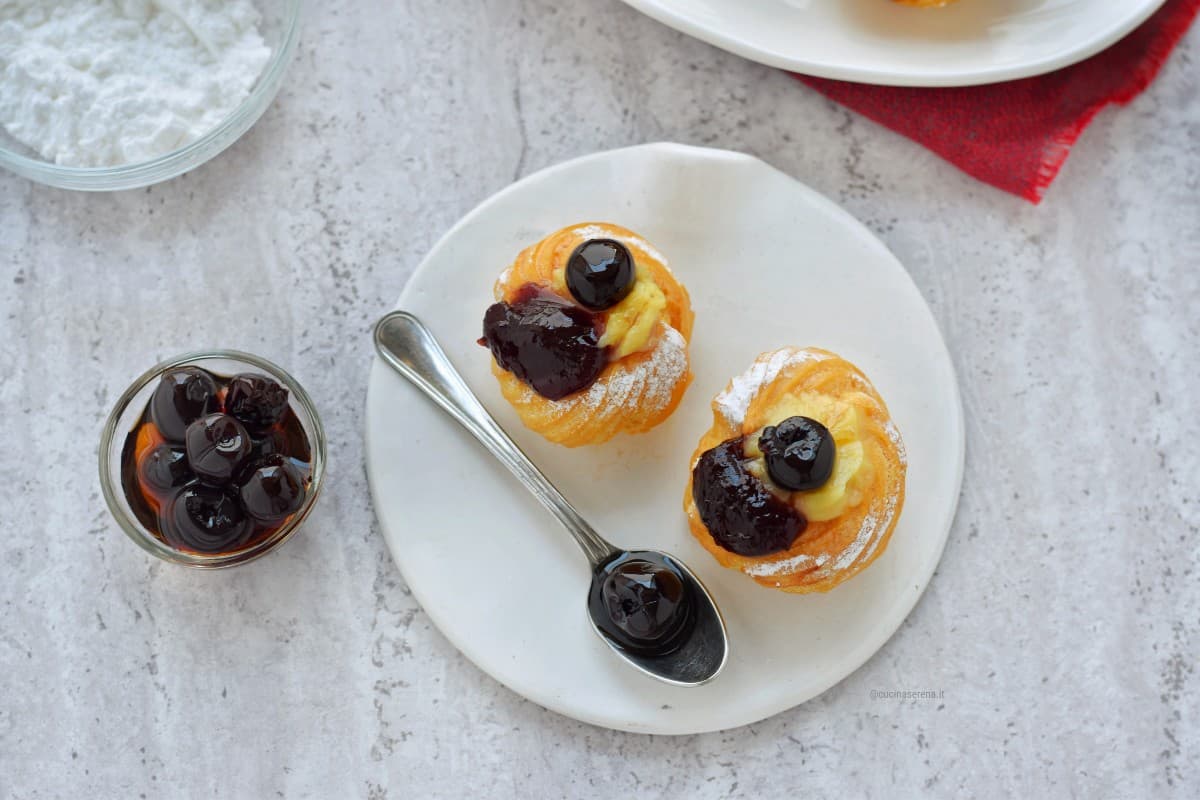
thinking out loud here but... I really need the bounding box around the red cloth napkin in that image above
[793,0,1200,203]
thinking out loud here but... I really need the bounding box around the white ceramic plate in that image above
[621,0,1166,87]
[365,143,964,734]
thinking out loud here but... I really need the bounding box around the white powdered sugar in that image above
[714,347,827,428]
[830,488,900,573]
[0,0,271,167]
[571,224,611,241]
[744,550,818,578]
[883,419,907,465]
[743,491,899,580]
[518,324,688,418]
[578,324,687,413]
[719,347,906,582]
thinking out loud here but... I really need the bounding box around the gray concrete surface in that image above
[1,1,1197,797]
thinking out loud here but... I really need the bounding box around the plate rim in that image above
[365,142,966,734]
[618,0,1167,87]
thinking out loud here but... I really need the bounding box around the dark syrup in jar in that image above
[120,368,313,556]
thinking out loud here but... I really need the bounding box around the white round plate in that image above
[365,143,964,734]
[621,0,1166,87]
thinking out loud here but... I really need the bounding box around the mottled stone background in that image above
[1,1,1196,797]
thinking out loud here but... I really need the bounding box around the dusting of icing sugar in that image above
[585,324,685,412]
[714,348,826,429]
[884,419,907,465]
[744,551,814,578]
[848,374,873,391]
[517,324,688,418]
[626,235,668,267]
[830,509,878,573]
[830,490,898,573]
[744,492,897,581]
[743,548,833,579]
[571,224,610,241]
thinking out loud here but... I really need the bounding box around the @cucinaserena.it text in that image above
[870,690,944,700]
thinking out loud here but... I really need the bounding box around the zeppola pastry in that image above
[480,223,694,447]
[684,348,906,593]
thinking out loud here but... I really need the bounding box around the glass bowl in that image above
[0,0,303,191]
[99,350,326,568]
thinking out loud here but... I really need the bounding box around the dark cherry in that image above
[225,373,289,433]
[137,444,191,494]
[758,416,836,491]
[149,367,218,442]
[162,483,251,553]
[588,552,695,657]
[184,413,251,485]
[565,239,635,310]
[481,285,607,400]
[692,437,807,556]
[239,455,307,522]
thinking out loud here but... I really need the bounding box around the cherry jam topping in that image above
[121,366,312,556]
[481,284,607,400]
[758,416,836,491]
[692,437,807,556]
[588,551,696,657]
[566,239,636,310]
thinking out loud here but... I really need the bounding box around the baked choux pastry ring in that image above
[480,223,694,447]
[684,348,906,593]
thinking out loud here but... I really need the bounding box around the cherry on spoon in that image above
[373,310,728,686]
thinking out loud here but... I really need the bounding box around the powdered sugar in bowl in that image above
[0,0,301,190]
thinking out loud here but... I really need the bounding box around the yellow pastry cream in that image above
[550,243,667,359]
[743,390,875,522]
[684,347,906,594]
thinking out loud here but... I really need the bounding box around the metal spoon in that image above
[373,310,728,686]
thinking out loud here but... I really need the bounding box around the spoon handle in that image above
[374,311,617,567]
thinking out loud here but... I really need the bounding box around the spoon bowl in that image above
[588,551,728,687]
[374,310,729,686]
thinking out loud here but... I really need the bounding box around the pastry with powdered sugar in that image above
[684,347,906,593]
[479,223,693,447]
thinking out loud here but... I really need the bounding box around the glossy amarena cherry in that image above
[149,366,217,442]
[239,455,306,522]
[758,415,836,491]
[565,238,635,310]
[137,444,190,493]
[163,483,251,553]
[185,413,252,485]
[588,552,696,657]
[225,373,289,433]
